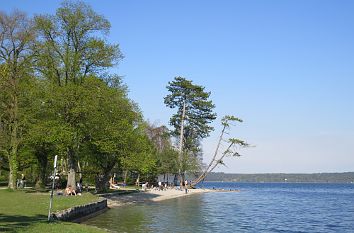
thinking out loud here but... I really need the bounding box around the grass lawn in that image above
[0,189,105,232]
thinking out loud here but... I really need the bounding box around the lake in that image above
[84,182,354,232]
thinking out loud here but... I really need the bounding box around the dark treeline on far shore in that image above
[203,172,354,183]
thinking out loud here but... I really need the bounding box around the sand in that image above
[106,188,213,207]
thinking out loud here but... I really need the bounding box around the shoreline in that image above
[76,188,240,225]
[105,188,216,208]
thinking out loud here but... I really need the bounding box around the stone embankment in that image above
[51,198,107,222]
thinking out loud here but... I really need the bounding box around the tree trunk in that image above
[66,147,76,190]
[35,150,48,189]
[8,151,18,189]
[77,160,82,180]
[8,113,19,189]
[123,170,128,184]
[135,174,140,187]
[178,100,186,184]
[192,123,227,186]
[95,172,110,193]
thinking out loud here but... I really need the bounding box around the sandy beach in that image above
[106,188,213,207]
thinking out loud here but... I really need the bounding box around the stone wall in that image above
[51,198,107,222]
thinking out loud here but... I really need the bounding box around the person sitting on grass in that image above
[65,185,76,196]
[142,182,148,191]
[109,176,120,189]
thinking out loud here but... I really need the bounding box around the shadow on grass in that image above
[0,213,47,232]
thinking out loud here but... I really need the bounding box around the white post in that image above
[48,155,58,221]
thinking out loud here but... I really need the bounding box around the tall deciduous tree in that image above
[83,76,138,192]
[0,11,35,189]
[164,77,216,182]
[121,122,158,186]
[145,123,179,180]
[34,1,122,189]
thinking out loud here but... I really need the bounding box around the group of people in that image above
[61,178,84,196]
[62,181,83,196]
[142,180,190,192]
[64,185,77,196]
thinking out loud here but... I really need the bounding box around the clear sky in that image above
[3,0,354,173]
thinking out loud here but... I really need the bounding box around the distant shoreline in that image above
[201,172,354,183]
[200,181,354,184]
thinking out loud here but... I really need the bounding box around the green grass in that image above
[16,222,105,233]
[0,189,105,232]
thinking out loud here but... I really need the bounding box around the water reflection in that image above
[85,195,205,233]
[84,183,354,233]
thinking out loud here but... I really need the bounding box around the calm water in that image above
[84,182,354,232]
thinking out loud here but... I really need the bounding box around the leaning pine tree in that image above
[164,77,217,184]
[191,115,249,187]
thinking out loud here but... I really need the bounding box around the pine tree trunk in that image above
[192,123,227,186]
[178,100,186,184]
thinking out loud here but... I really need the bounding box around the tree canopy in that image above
[164,76,217,154]
[0,1,247,191]
[0,1,175,191]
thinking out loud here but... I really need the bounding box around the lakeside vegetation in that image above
[0,1,205,193]
[0,0,246,193]
[0,1,245,231]
[203,172,354,183]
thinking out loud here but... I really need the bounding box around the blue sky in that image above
[3,0,354,173]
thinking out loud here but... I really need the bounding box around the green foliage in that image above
[81,76,139,175]
[1,1,210,192]
[121,123,157,176]
[0,10,36,189]
[144,123,179,175]
[157,148,179,175]
[34,0,122,85]
[164,77,217,153]
[32,1,124,189]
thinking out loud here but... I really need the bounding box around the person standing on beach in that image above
[184,180,188,194]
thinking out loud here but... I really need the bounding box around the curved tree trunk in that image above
[192,124,227,186]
